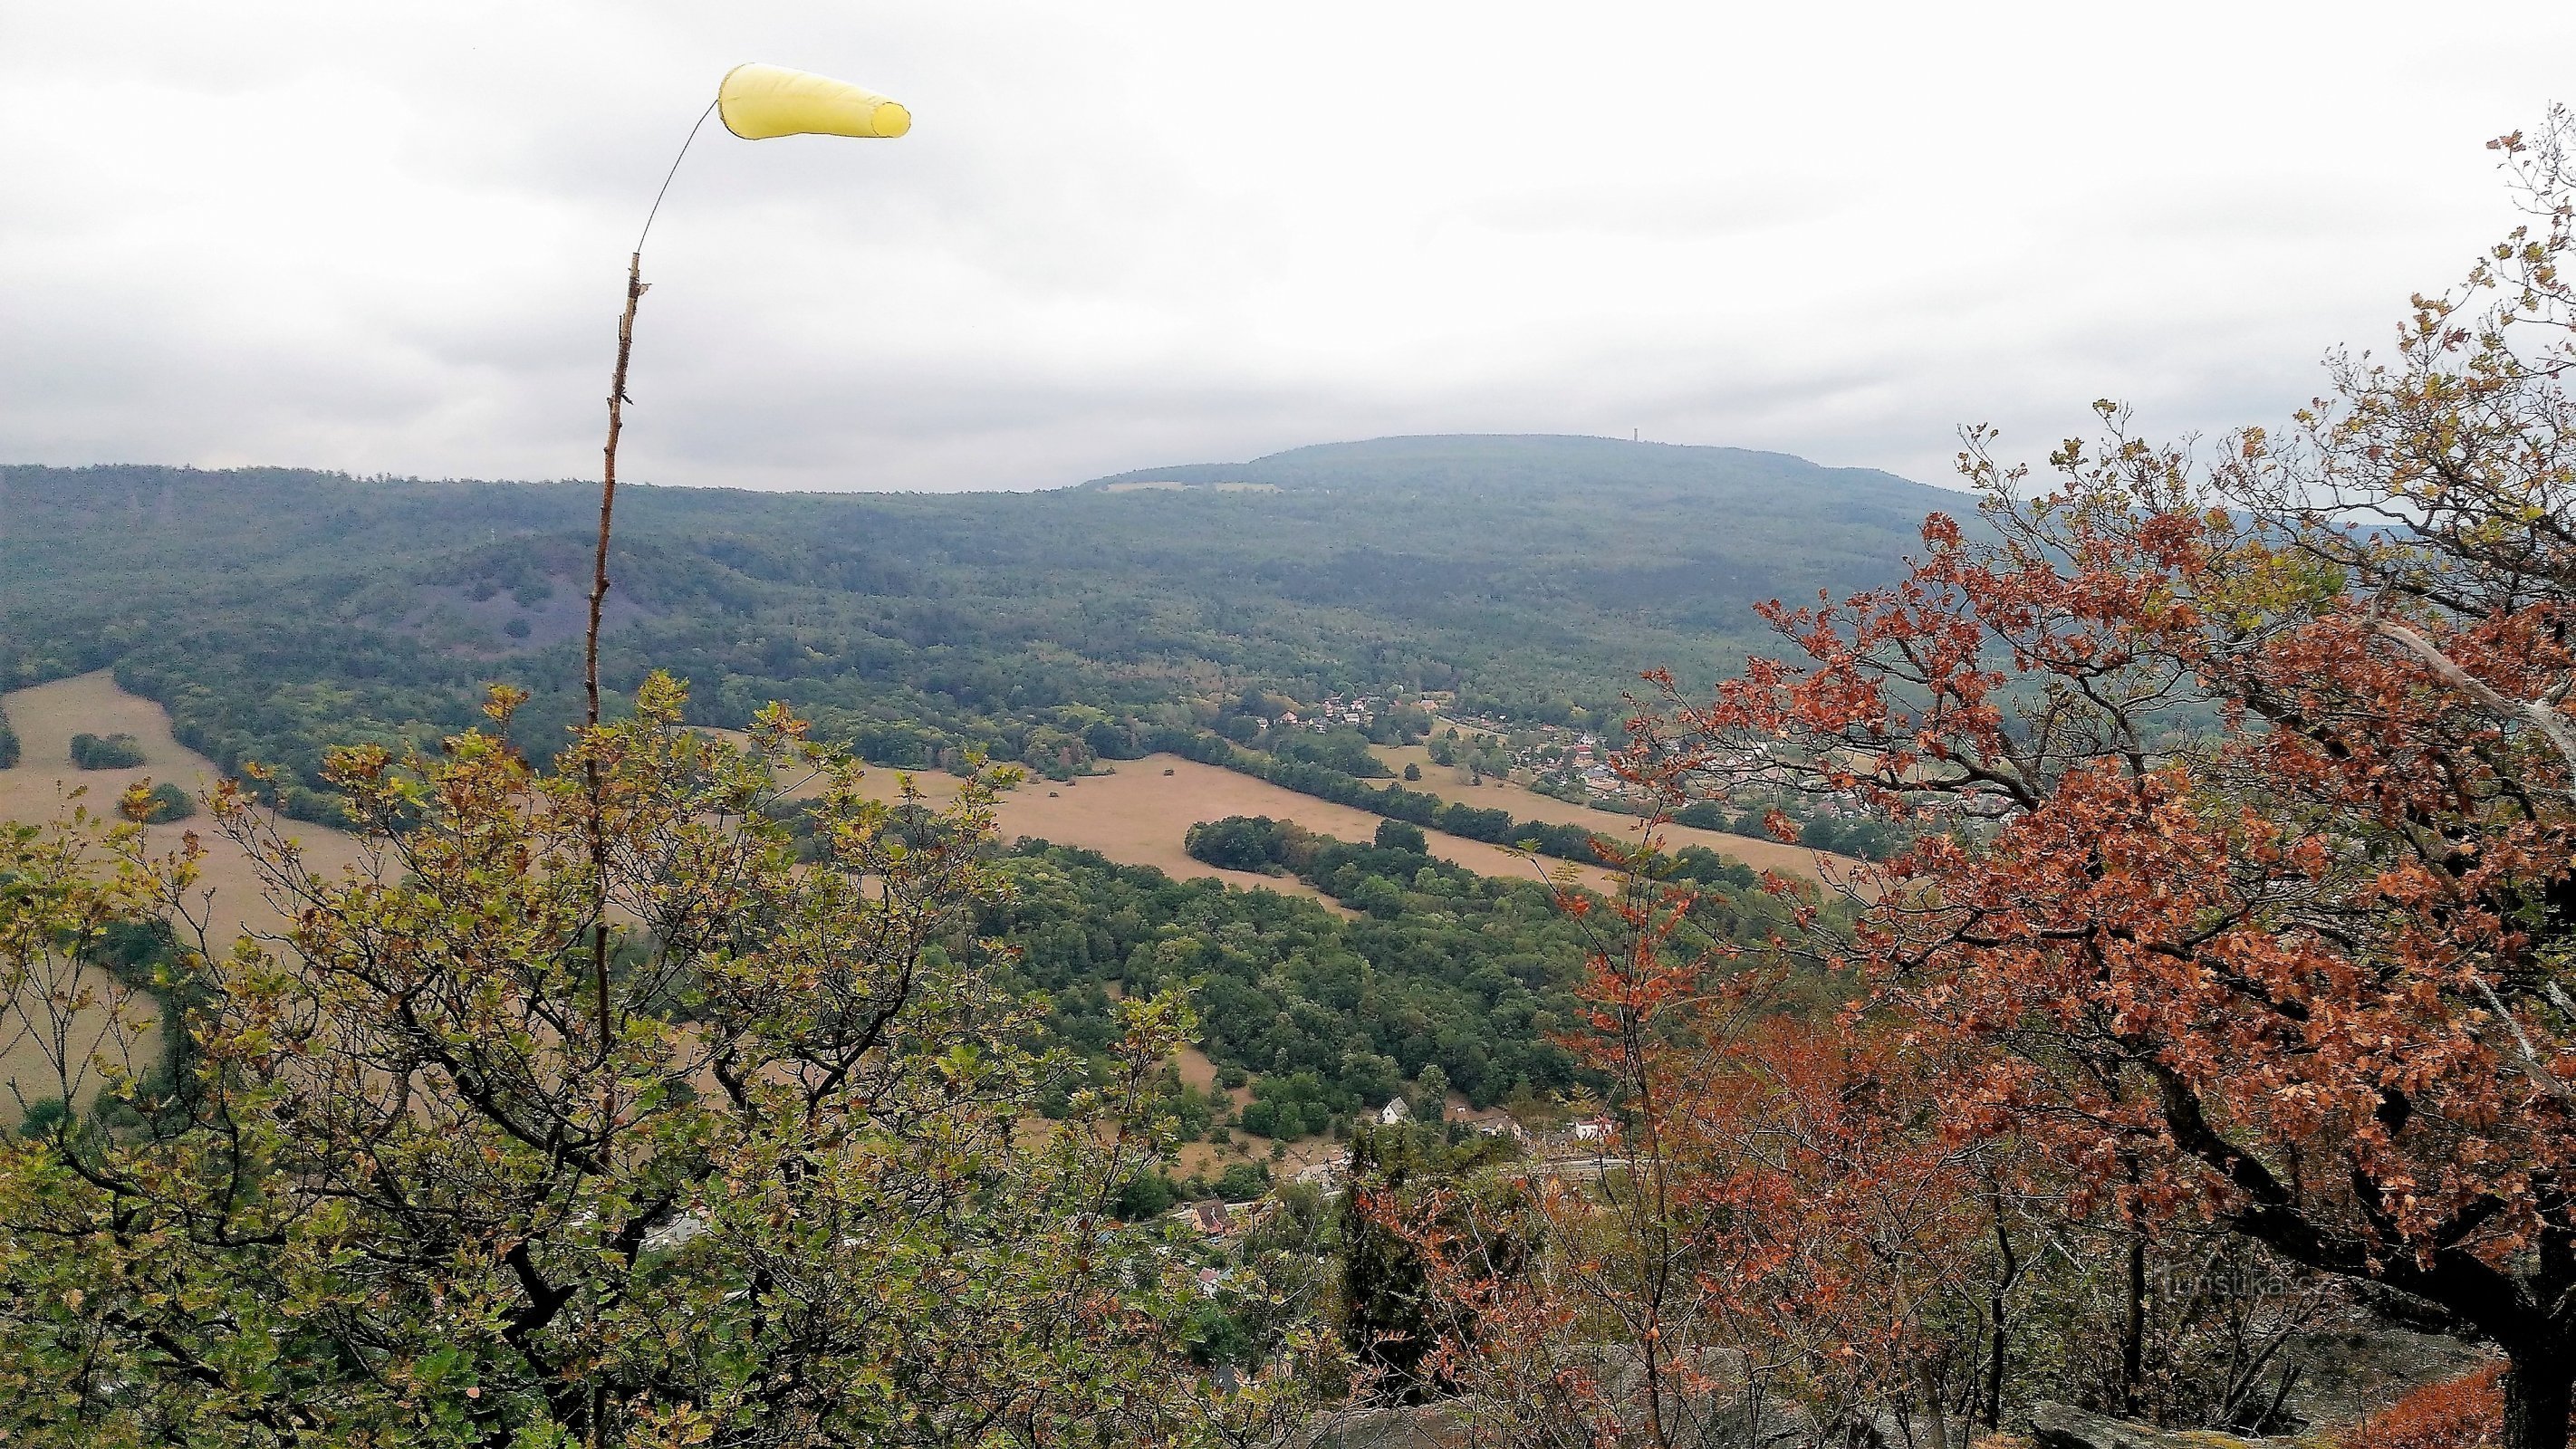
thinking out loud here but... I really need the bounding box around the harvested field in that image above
[0,672,375,1119]
[1370,740,1869,889]
[716,737,1592,905]
[700,734,1353,910]
[991,757,1603,895]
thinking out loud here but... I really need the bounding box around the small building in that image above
[1189,1199,1235,1236]
[1378,1096,1411,1127]
[1293,1152,1351,1190]
[1570,1116,1616,1143]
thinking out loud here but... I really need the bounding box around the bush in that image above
[69,732,146,769]
[1237,1099,1282,1138]
[0,704,18,769]
[1675,801,1731,830]
[1213,1163,1270,1202]
[1266,729,1390,779]
[2334,1365,2502,1449]
[1184,816,1285,873]
[14,1097,68,1139]
[1114,1169,1178,1221]
[1372,819,1427,854]
[134,782,195,823]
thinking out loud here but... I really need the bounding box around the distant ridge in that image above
[1079,432,1948,503]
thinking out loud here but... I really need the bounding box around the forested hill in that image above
[1082,434,1946,616]
[0,436,1964,817]
[1088,432,1932,507]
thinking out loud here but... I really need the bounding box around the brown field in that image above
[990,756,1614,895]
[1370,740,1868,888]
[0,672,375,1118]
[700,734,1352,910]
[713,735,1605,904]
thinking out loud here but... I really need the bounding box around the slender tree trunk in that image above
[2504,1353,2574,1449]
[1984,1185,2017,1430]
[1915,1361,1951,1449]
[587,253,644,1052]
[579,257,645,1449]
[2119,1227,2148,1418]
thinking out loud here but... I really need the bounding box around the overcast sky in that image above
[4,4,2570,494]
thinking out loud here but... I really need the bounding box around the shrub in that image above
[0,704,18,769]
[2335,1365,2503,1449]
[133,782,195,823]
[1214,1163,1271,1202]
[68,732,145,769]
[1674,801,1730,830]
[1115,1169,1179,1220]
[14,1098,67,1139]
[1185,816,1284,873]
[1372,819,1427,854]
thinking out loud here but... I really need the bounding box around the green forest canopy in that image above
[0,436,1959,820]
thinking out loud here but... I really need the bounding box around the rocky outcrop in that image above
[2027,1403,2264,1449]
[2286,1326,2495,1428]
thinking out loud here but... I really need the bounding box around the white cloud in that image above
[2,1,2567,491]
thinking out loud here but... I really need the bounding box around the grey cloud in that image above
[3,1,2571,494]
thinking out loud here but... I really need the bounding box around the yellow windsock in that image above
[717,63,910,140]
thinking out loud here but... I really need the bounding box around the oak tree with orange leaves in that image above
[1626,110,2576,1448]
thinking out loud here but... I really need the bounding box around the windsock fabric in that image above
[717,63,910,139]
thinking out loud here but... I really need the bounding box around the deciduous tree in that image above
[0,676,1306,1447]
[1627,110,2576,1449]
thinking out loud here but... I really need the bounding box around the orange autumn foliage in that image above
[1621,110,2576,1447]
[2339,1366,2505,1449]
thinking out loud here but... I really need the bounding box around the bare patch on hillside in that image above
[403,579,650,655]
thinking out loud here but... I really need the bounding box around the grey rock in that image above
[2028,1402,2262,1449]
[2285,1326,2496,1429]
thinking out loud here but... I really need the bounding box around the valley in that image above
[0,671,371,1118]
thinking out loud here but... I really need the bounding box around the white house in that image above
[1378,1096,1411,1127]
